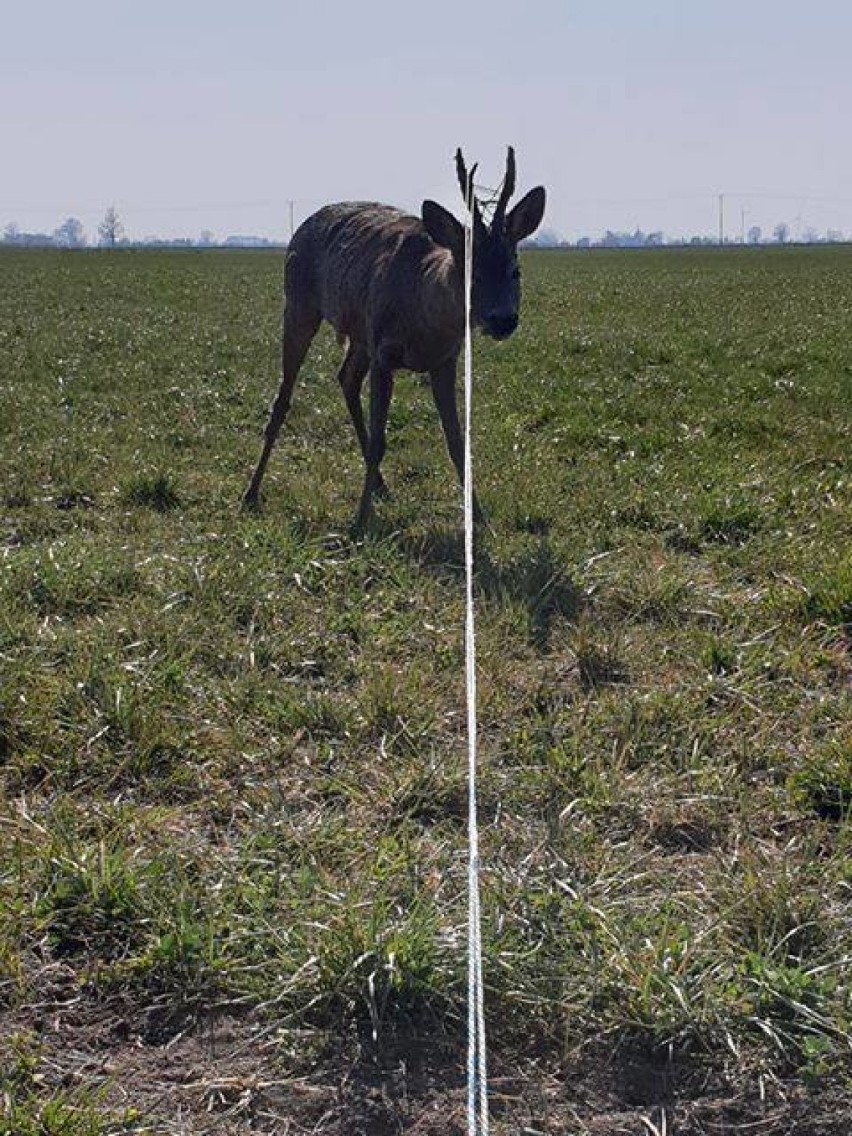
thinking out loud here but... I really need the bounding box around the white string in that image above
[463,180,489,1136]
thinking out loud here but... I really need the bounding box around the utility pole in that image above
[741,207,746,245]
[718,193,725,245]
[289,200,295,243]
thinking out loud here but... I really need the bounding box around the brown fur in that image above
[242,151,545,524]
[290,203,464,371]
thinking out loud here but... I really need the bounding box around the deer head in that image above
[421,146,546,340]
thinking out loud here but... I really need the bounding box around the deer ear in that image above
[506,186,546,244]
[422,200,464,255]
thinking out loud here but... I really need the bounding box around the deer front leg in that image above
[355,362,394,527]
[429,361,484,523]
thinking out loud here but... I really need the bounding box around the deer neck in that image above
[422,247,465,347]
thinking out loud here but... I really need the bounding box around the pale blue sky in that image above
[3,1,851,241]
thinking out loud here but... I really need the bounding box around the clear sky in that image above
[3,0,851,242]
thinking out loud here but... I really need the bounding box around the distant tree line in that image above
[1,208,282,250]
[526,224,849,249]
[3,209,848,251]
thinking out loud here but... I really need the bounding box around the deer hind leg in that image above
[354,362,394,527]
[242,301,321,510]
[429,361,484,523]
[336,343,369,461]
[337,342,388,498]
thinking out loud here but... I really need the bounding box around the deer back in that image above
[289,203,464,372]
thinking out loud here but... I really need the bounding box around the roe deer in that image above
[242,147,545,524]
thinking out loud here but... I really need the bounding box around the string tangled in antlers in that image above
[455,147,517,229]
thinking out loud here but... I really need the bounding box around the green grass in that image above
[1,245,851,1133]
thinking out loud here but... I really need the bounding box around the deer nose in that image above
[485,311,518,340]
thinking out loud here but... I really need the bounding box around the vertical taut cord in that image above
[464,175,489,1136]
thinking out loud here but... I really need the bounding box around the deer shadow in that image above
[386,519,583,653]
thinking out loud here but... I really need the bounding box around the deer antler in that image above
[455,148,484,229]
[493,146,517,224]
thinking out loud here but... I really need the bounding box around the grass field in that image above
[1,244,850,1134]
